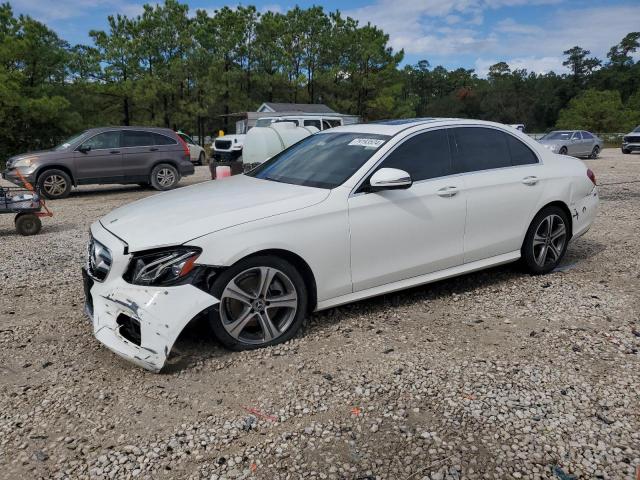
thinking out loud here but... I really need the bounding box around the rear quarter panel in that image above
[539,153,598,239]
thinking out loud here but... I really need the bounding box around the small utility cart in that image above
[0,171,52,235]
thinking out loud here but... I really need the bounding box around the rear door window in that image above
[304,119,321,129]
[451,127,511,173]
[122,130,154,148]
[380,129,453,181]
[581,131,594,139]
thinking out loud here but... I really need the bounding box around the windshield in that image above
[542,131,572,140]
[179,133,194,144]
[54,131,88,150]
[248,132,390,189]
[634,126,640,133]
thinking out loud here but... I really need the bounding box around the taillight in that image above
[175,134,190,159]
[587,168,596,186]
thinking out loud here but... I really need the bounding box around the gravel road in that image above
[1,150,639,480]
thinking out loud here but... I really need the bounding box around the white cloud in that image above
[345,1,639,74]
[11,0,144,21]
[475,56,565,76]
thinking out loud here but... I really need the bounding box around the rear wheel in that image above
[150,164,180,191]
[38,169,71,199]
[208,256,308,350]
[198,152,205,165]
[15,213,42,236]
[558,146,568,155]
[522,206,569,274]
[589,146,600,159]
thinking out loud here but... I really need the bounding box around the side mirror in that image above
[369,168,412,192]
[78,145,91,153]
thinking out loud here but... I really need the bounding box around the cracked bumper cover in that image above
[85,222,219,372]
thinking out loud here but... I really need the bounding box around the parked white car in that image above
[177,131,206,165]
[622,125,640,154]
[84,118,599,371]
[212,134,245,161]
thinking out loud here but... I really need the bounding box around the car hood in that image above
[99,175,330,252]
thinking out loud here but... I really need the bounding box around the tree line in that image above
[1,0,639,160]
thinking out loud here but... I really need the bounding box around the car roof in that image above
[322,118,514,136]
[88,126,177,135]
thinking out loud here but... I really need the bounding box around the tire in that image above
[622,148,630,154]
[208,255,308,351]
[15,213,42,236]
[558,146,568,155]
[521,206,570,275]
[589,146,600,159]
[37,169,71,199]
[198,152,205,165]
[150,163,180,191]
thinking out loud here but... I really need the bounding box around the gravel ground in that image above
[1,151,639,480]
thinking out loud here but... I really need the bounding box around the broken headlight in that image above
[125,247,201,286]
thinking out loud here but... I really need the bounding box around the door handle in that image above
[522,176,538,186]
[436,186,459,197]
[149,147,158,151]
[109,150,120,154]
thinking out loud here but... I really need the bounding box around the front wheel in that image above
[37,169,71,199]
[198,152,205,165]
[589,146,600,159]
[622,148,630,154]
[521,206,570,274]
[208,256,308,350]
[15,213,42,236]
[558,146,568,155]
[150,163,180,191]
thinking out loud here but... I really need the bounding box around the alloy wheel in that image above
[219,266,298,345]
[156,168,176,187]
[43,175,67,196]
[532,214,567,267]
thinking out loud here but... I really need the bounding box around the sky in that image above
[9,0,640,76]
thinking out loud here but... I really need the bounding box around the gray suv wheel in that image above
[150,163,180,191]
[38,169,72,199]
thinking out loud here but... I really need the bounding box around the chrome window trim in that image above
[75,130,177,152]
[349,124,543,198]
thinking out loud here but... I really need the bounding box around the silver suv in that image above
[622,126,640,154]
[2,127,195,199]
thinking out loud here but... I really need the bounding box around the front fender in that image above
[187,191,352,303]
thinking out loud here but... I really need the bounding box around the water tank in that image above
[242,122,318,165]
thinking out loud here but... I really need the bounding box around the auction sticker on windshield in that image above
[348,138,385,148]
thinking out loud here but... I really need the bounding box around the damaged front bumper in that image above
[84,222,219,372]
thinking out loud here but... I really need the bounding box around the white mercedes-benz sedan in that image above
[83,118,599,371]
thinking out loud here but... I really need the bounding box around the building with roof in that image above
[257,103,338,114]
